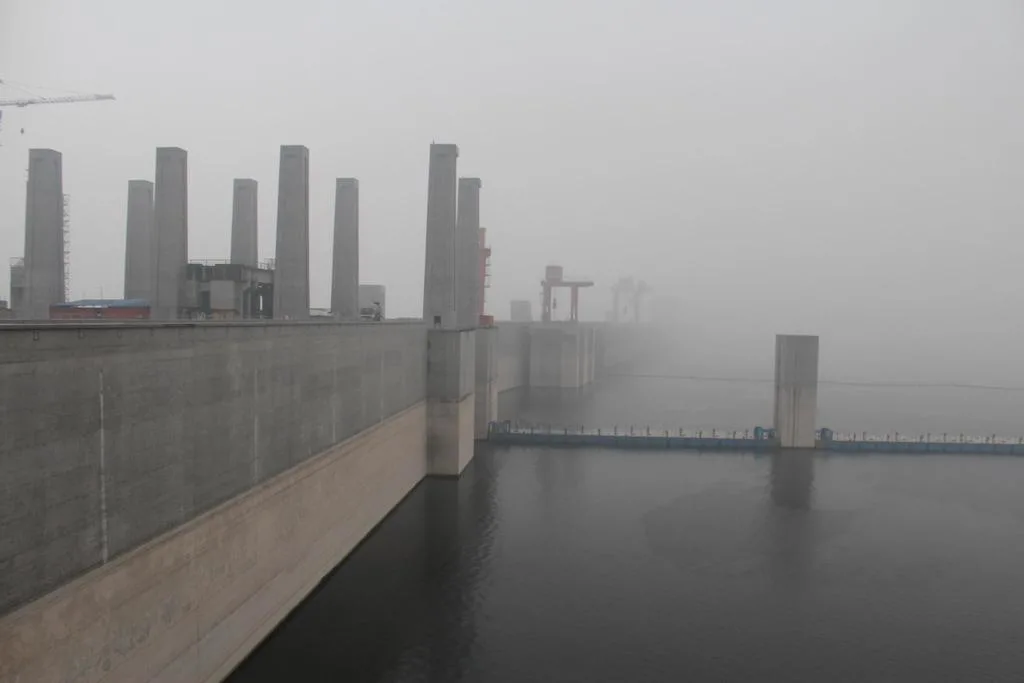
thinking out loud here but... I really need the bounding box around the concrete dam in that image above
[0,137,655,682]
[2,137,1014,681]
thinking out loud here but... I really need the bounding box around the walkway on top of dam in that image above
[485,422,1024,456]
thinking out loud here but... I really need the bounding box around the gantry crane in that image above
[541,265,593,323]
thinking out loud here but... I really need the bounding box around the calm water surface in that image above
[229,442,1024,682]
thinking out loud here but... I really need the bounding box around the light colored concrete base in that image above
[427,393,475,476]
[0,402,427,683]
[426,328,476,476]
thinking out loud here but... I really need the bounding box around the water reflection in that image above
[231,446,1024,682]
[769,452,814,511]
[766,452,816,590]
[227,450,500,683]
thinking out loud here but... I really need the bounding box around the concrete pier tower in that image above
[422,143,459,328]
[230,179,258,267]
[331,178,359,321]
[124,180,155,302]
[421,143,480,476]
[773,334,820,448]
[23,149,65,319]
[455,177,482,329]
[153,147,188,319]
[273,145,310,320]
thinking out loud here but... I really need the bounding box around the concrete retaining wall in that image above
[0,401,427,683]
[528,324,597,395]
[474,327,498,438]
[495,322,530,394]
[0,317,634,681]
[0,321,426,616]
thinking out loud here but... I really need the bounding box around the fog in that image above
[2,0,1023,385]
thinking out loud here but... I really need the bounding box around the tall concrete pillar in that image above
[422,143,459,328]
[456,177,481,328]
[421,144,477,475]
[153,147,188,319]
[23,149,64,319]
[123,180,154,302]
[773,334,819,448]
[230,179,258,267]
[273,145,310,320]
[331,178,359,320]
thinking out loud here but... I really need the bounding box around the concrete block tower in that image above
[230,179,258,267]
[419,143,482,475]
[422,143,459,327]
[331,178,359,321]
[124,180,155,302]
[23,149,64,319]
[153,147,188,319]
[456,177,482,328]
[273,145,310,320]
[773,334,820,448]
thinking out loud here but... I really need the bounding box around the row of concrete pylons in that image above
[15,143,483,322]
[422,143,482,329]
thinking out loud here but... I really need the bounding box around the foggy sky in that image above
[2,0,1023,383]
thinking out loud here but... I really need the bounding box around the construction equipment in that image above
[0,79,115,136]
[0,92,115,108]
[541,265,593,323]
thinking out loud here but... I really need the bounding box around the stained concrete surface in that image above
[0,403,427,683]
[0,320,426,615]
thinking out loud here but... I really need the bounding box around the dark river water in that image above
[229,378,1024,682]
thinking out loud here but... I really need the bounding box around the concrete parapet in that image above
[426,328,475,475]
[773,334,819,448]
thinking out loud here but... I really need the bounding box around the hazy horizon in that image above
[2,0,1023,384]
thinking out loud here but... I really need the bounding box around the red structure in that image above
[49,299,151,320]
[541,265,593,323]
